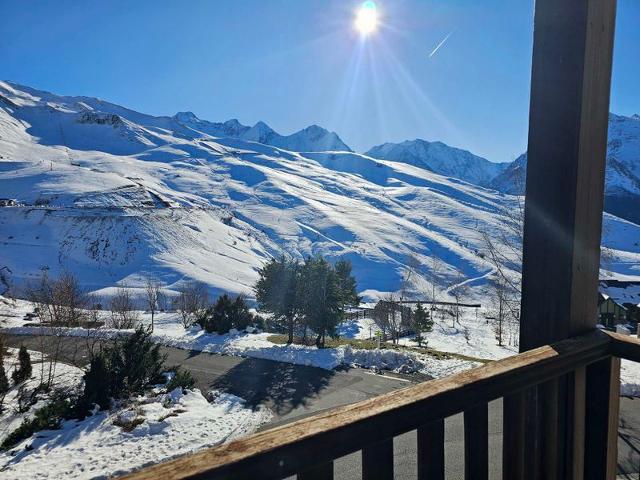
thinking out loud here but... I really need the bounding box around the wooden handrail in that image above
[122,330,615,480]
[603,330,640,362]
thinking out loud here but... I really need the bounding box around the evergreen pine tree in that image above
[80,354,110,412]
[230,295,253,331]
[0,351,9,395]
[413,302,433,347]
[300,256,342,348]
[254,256,300,343]
[12,345,32,385]
[212,294,234,333]
[334,259,360,310]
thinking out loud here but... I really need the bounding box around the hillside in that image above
[1,81,638,300]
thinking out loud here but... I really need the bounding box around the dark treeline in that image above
[254,255,359,348]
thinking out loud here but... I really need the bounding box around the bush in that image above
[252,314,265,331]
[12,346,32,385]
[104,327,166,397]
[197,294,255,334]
[1,393,77,450]
[79,327,166,413]
[78,355,110,414]
[165,368,195,392]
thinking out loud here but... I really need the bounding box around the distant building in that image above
[598,280,640,331]
[597,293,628,330]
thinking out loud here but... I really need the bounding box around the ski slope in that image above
[1,81,638,301]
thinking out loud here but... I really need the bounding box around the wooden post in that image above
[510,0,618,478]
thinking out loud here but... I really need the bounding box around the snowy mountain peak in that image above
[278,124,352,152]
[489,113,640,223]
[174,111,199,123]
[241,121,277,144]
[365,138,508,186]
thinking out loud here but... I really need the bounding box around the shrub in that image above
[230,296,253,331]
[79,327,166,414]
[197,294,255,334]
[252,314,265,331]
[165,368,195,392]
[104,327,166,398]
[1,393,77,450]
[78,355,110,414]
[12,346,32,385]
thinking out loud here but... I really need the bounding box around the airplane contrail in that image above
[428,30,454,58]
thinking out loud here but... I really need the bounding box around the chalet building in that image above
[597,293,628,330]
[598,280,640,330]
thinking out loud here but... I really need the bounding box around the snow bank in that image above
[0,348,85,443]
[0,388,271,480]
[620,360,640,397]
[148,328,480,379]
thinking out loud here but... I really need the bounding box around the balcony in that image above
[124,0,622,478]
[122,329,635,480]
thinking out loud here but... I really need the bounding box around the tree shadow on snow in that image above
[210,358,334,416]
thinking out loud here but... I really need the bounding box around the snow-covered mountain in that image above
[489,114,640,224]
[1,81,638,300]
[487,153,528,195]
[173,112,352,152]
[365,139,509,186]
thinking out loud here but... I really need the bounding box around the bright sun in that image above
[355,1,378,36]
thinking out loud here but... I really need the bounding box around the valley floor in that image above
[2,296,640,478]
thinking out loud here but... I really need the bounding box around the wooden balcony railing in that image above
[123,328,635,480]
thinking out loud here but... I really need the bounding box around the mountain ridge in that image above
[489,113,640,223]
[365,138,509,186]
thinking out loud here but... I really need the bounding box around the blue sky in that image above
[1,0,638,162]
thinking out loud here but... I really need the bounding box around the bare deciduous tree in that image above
[426,256,443,320]
[399,255,421,302]
[449,268,469,328]
[144,277,161,332]
[372,294,410,344]
[26,270,90,389]
[174,281,208,328]
[110,285,139,329]
[488,277,519,347]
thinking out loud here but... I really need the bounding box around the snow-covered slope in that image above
[365,139,509,186]
[489,114,640,223]
[487,153,528,195]
[0,82,638,300]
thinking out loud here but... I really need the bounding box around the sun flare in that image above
[354,1,378,36]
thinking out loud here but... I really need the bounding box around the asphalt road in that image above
[4,335,640,479]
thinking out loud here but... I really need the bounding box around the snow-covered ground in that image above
[3,296,640,396]
[1,306,479,379]
[0,387,270,480]
[397,309,519,360]
[0,345,270,479]
[0,347,84,442]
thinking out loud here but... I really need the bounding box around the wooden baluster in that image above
[298,461,334,480]
[362,438,393,480]
[503,391,525,478]
[464,403,488,480]
[584,357,621,480]
[417,419,445,480]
